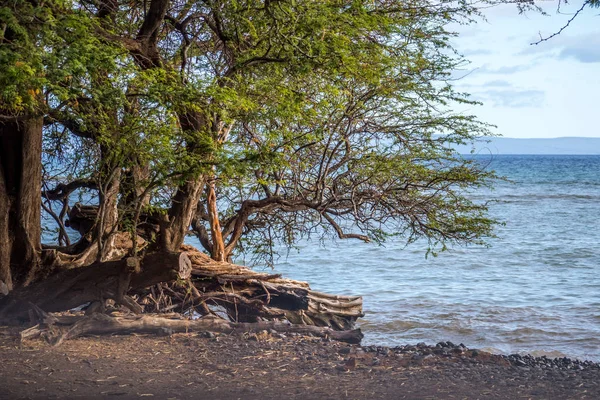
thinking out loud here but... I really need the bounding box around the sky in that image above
[450,2,600,139]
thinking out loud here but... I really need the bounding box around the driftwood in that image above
[137,245,364,331]
[64,203,100,236]
[1,237,363,345]
[0,252,191,322]
[56,209,364,331]
[50,313,364,345]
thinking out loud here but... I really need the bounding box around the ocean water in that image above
[240,155,600,361]
[42,155,600,361]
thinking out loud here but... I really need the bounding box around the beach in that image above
[1,332,598,399]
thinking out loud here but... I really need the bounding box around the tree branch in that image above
[321,212,370,242]
[531,1,589,45]
[42,179,98,201]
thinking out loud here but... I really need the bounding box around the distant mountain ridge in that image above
[455,137,600,155]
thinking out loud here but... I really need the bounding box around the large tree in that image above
[0,0,118,291]
[1,1,499,326]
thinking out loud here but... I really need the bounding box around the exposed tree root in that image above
[0,242,364,344]
[29,313,363,346]
[0,252,191,322]
[137,245,364,331]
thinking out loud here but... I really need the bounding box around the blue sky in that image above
[451,2,599,139]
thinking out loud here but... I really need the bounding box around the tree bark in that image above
[0,117,43,290]
[161,179,205,251]
[97,163,121,261]
[0,161,12,295]
[206,180,226,261]
[0,251,191,322]
[55,313,364,344]
[161,110,207,252]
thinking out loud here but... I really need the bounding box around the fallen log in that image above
[53,313,364,345]
[0,252,191,322]
[136,245,364,331]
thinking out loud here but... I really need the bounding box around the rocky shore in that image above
[362,341,600,372]
[1,332,598,399]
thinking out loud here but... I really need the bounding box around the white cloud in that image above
[475,63,536,76]
[448,4,600,138]
[520,32,600,63]
[482,80,512,87]
[461,48,493,57]
[559,47,600,63]
[472,89,545,108]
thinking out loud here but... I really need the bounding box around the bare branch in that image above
[42,179,98,201]
[531,1,589,45]
[322,213,371,242]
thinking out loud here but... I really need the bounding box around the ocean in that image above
[42,154,600,361]
[239,155,600,361]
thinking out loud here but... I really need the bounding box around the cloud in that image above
[461,48,493,57]
[559,47,600,63]
[521,31,600,63]
[471,89,545,108]
[457,79,513,89]
[482,80,512,87]
[450,63,534,81]
[478,64,533,74]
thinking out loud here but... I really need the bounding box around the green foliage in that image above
[15,0,501,260]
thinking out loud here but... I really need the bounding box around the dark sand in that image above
[0,332,598,399]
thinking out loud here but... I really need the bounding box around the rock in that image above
[515,359,528,367]
[339,347,352,355]
[337,357,357,371]
[378,348,390,356]
[157,327,173,336]
[201,331,215,339]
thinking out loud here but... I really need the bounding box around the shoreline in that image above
[1,331,598,399]
[359,337,600,365]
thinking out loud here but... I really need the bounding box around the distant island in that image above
[456,137,600,155]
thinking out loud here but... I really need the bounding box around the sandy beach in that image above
[1,331,598,399]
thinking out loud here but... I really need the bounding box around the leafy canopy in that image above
[3,0,500,260]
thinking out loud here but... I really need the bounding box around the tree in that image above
[1,1,498,332]
[0,0,108,292]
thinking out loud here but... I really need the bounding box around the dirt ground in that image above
[1,332,598,400]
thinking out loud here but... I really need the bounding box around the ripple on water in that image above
[223,156,600,362]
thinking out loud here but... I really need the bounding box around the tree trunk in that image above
[206,179,226,261]
[0,251,192,322]
[0,161,12,295]
[161,179,205,251]
[97,166,121,261]
[160,110,208,252]
[0,117,43,291]
[54,313,364,345]
[121,163,151,208]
